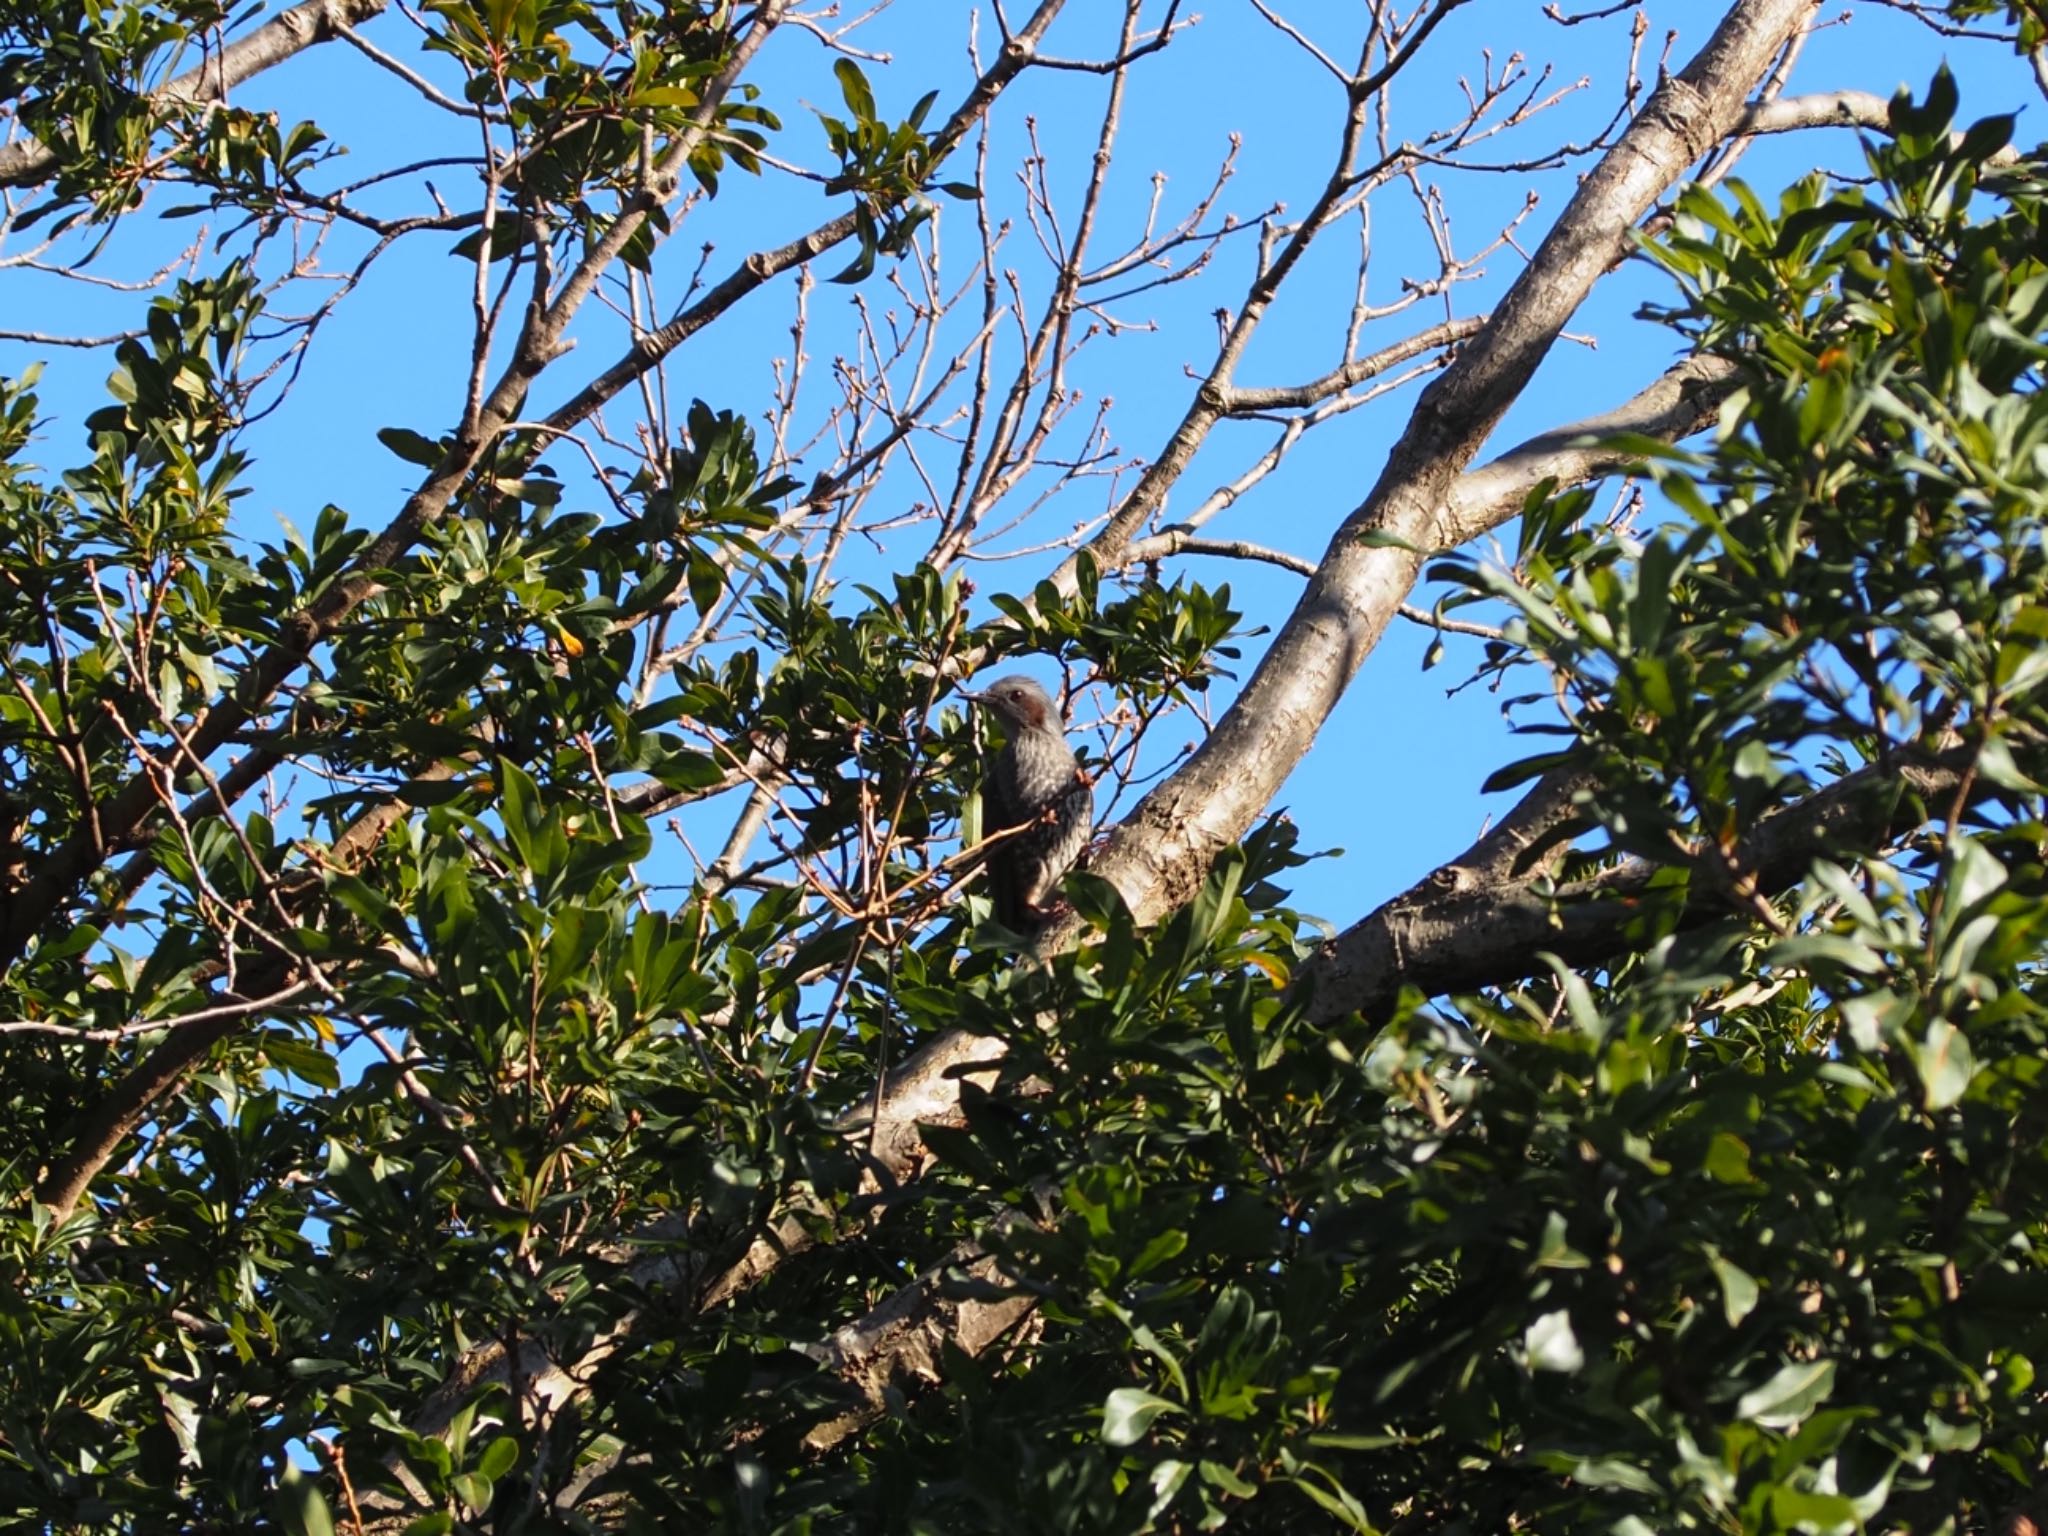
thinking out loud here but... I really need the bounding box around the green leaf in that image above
[376,426,445,466]
[275,1464,337,1536]
[1147,1460,1191,1520]
[1768,1487,1860,1527]
[1565,1456,1659,1493]
[1199,1459,1257,1498]
[1910,1020,1975,1111]
[628,85,700,109]
[1957,111,2017,163]
[1101,1387,1179,1446]
[1522,1309,1584,1373]
[1706,1246,1760,1327]
[1772,198,1877,256]
[674,552,720,619]
[831,230,879,285]
[1735,1359,1836,1429]
[1290,1467,1376,1532]
[834,58,877,122]
[1702,1132,1756,1186]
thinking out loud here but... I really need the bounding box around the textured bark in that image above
[640,2,1818,1435]
[793,1232,1045,1455]
[1088,0,1819,930]
[1294,751,1962,1026]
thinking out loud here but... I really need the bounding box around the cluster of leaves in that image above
[814,58,975,284]
[0,226,1267,1530]
[1355,74,2048,1529]
[0,0,337,232]
[426,0,780,269]
[1441,69,2047,880]
[816,886,2044,1533]
[987,551,1250,709]
[13,18,2048,1533]
[0,264,263,892]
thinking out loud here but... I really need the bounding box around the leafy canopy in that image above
[3,16,2048,1535]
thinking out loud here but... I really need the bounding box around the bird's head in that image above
[963,674,1056,734]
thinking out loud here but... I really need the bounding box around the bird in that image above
[963,675,1093,935]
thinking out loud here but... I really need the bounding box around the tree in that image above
[3,0,2047,1530]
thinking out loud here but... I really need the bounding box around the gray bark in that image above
[1088,0,1820,928]
[1293,751,1962,1026]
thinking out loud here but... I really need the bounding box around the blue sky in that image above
[3,0,2037,933]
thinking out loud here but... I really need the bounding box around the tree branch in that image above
[1218,315,1487,414]
[629,13,1805,1389]
[1732,87,2021,165]
[0,0,391,190]
[0,4,791,973]
[538,0,1071,442]
[1440,351,1741,540]
[1085,0,1815,930]
[1293,749,1962,1025]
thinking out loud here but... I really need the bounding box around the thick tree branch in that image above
[711,42,1798,1360]
[792,1234,1042,1455]
[1440,353,1741,540]
[1454,763,1602,884]
[1294,749,1962,1025]
[540,1226,1039,1516]
[756,12,1809,1313]
[1086,0,1816,929]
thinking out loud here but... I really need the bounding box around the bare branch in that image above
[0,982,315,1042]
[1441,352,1742,542]
[1219,314,1487,414]
[540,0,1071,443]
[1124,532,1316,577]
[0,327,141,347]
